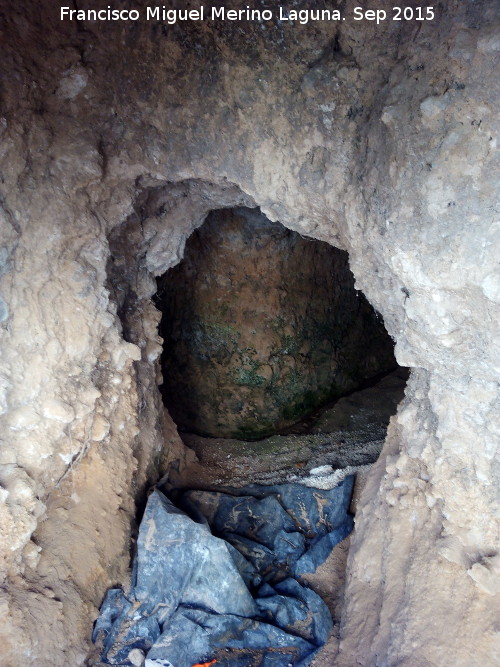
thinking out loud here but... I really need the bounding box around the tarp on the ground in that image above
[93,478,354,667]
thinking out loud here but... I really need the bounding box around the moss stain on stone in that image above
[157,207,396,438]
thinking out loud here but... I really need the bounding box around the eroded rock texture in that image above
[157,207,395,438]
[0,0,498,665]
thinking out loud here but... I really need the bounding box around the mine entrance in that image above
[152,206,407,489]
[95,205,408,665]
[154,207,399,438]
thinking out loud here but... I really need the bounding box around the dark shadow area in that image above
[154,206,398,440]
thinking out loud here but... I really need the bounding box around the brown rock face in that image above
[156,208,395,438]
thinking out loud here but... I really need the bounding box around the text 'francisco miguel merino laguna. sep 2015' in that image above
[60,6,436,26]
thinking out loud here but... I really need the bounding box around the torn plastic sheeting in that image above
[180,479,354,578]
[145,605,321,666]
[94,491,257,665]
[94,478,354,666]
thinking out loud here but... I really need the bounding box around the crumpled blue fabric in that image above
[94,478,353,666]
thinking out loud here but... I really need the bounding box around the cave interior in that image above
[0,2,498,666]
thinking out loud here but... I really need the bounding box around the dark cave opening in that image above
[95,207,408,664]
[153,206,399,442]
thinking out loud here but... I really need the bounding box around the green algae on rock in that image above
[156,207,396,438]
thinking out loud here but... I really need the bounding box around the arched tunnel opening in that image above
[155,206,400,441]
[94,202,409,665]
[151,206,408,492]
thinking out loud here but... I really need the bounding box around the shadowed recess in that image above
[154,207,397,439]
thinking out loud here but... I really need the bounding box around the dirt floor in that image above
[166,368,408,492]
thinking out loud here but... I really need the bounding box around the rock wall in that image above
[0,0,498,665]
[157,206,395,439]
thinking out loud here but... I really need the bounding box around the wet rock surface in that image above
[156,207,395,439]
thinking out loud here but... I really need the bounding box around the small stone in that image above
[310,465,334,476]
[42,398,75,424]
[127,648,145,666]
[7,406,40,431]
[468,556,500,595]
[91,414,110,442]
[23,540,41,569]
